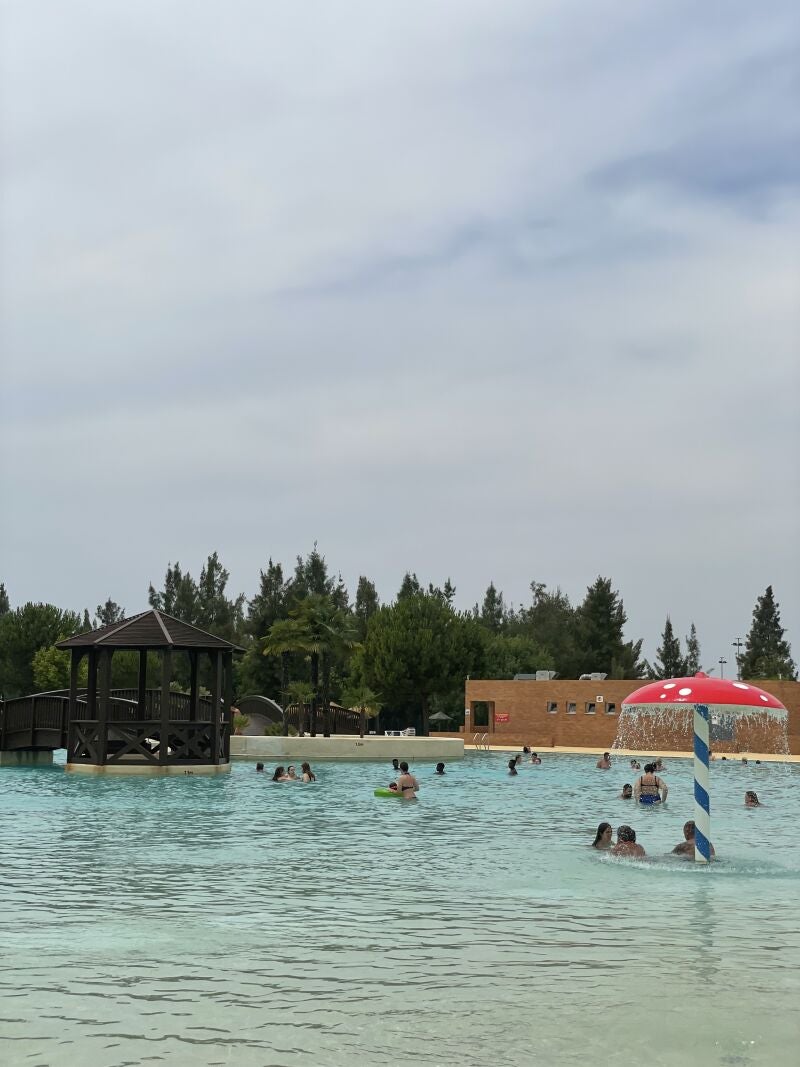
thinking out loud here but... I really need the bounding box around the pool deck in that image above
[231,735,464,761]
[476,744,799,763]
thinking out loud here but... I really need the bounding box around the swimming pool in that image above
[1,752,798,1065]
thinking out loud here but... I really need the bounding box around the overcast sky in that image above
[1,0,798,669]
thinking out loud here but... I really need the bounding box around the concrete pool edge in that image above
[230,736,464,761]
[471,744,800,763]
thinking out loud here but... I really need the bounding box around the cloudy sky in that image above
[1,0,798,668]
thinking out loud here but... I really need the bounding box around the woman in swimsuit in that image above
[592,822,613,849]
[634,763,667,804]
[396,761,419,798]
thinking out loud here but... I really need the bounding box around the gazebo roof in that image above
[56,609,243,652]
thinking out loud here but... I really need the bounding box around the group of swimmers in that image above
[384,758,447,797]
[255,762,316,782]
[507,752,542,774]
[592,819,714,859]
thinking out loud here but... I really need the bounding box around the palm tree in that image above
[341,683,383,738]
[262,594,359,737]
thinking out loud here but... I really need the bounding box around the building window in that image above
[586,702,596,714]
[606,702,617,715]
[567,702,576,715]
[547,701,558,714]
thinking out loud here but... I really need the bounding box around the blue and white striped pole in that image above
[693,703,711,863]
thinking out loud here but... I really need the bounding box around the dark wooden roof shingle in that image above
[56,609,242,651]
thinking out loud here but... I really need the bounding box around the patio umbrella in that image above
[428,711,453,722]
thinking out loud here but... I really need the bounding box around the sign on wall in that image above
[494,712,510,723]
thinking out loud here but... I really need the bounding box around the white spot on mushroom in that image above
[663,683,676,690]
[733,682,749,690]
[759,694,769,702]
[678,687,692,696]
[660,693,667,700]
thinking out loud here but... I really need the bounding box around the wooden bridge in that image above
[0,688,227,766]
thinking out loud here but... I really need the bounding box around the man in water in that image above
[672,820,714,858]
[391,758,400,771]
[620,783,633,799]
[611,825,645,858]
[530,752,542,764]
[596,752,612,770]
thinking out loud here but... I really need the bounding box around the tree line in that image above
[0,553,795,734]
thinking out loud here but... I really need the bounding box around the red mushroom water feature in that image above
[620,673,788,864]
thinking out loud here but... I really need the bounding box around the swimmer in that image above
[388,782,399,791]
[391,758,400,771]
[507,759,518,776]
[271,765,285,782]
[396,761,419,798]
[522,746,531,755]
[592,822,613,849]
[256,762,265,773]
[654,759,664,771]
[672,820,714,858]
[620,784,633,799]
[434,762,446,775]
[741,757,748,766]
[629,759,641,770]
[634,763,668,805]
[596,752,612,770]
[530,752,542,764]
[611,825,645,858]
[745,790,761,807]
[285,765,298,780]
[301,762,316,782]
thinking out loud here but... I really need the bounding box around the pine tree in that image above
[654,616,687,678]
[354,576,379,641]
[575,576,643,678]
[480,582,505,633]
[0,583,9,616]
[685,622,701,674]
[291,544,334,601]
[397,572,421,601]
[740,586,796,680]
[95,598,125,627]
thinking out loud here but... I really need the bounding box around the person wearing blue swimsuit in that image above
[634,764,668,805]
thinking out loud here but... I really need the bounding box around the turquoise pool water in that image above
[1,752,798,1066]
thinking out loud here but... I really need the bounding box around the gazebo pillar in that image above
[223,651,233,762]
[160,649,172,764]
[67,648,84,747]
[189,652,199,722]
[210,650,223,763]
[98,649,113,762]
[137,650,147,721]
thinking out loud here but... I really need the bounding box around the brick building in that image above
[461,677,800,754]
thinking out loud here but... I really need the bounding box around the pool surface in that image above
[1,752,798,1065]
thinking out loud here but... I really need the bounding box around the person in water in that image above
[654,758,665,771]
[592,822,613,849]
[745,790,761,807]
[522,746,530,755]
[629,758,641,770]
[285,765,298,780]
[611,825,645,858]
[507,759,519,776]
[271,766,285,782]
[596,752,612,770]
[620,783,633,799]
[395,761,419,797]
[634,763,668,804]
[301,762,316,782]
[391,758,400,771]
[530,752,542,764]
[673,820,715,857]
[434,762,446,775]
[256,762,264,773]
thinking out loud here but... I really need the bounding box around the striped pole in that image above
[693,703,711,863]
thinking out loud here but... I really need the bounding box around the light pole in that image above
[718,657,727,679]
[732,638,744,680]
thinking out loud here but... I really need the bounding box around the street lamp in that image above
[718,657,727,679]
[732,638,744,680]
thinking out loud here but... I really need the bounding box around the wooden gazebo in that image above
[56,610,241,774]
